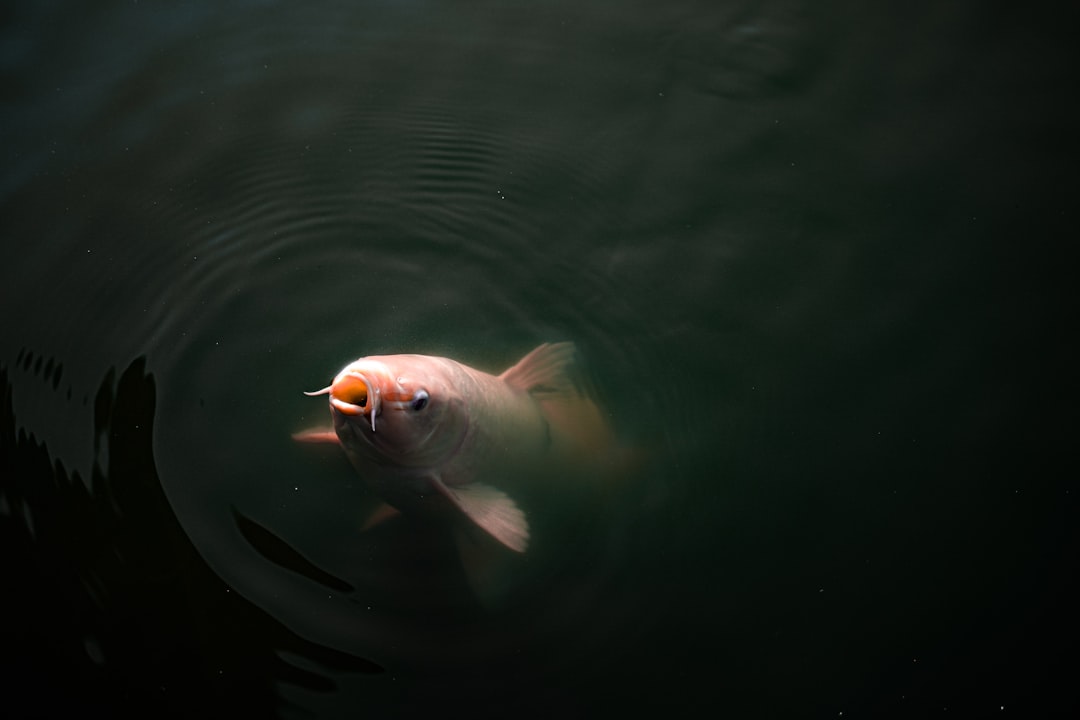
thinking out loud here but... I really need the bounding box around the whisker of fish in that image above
[370,386,379,433]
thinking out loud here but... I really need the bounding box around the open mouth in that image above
[330,374,368,415]
[329,372,380,432]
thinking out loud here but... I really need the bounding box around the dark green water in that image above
[2,1,1076,717]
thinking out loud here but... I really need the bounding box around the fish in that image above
[294,342,617,558]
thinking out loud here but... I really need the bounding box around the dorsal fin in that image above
[499,342,577,395]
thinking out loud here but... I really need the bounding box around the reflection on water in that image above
[1,356,381,716]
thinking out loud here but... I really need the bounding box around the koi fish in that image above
[294,342,615,556]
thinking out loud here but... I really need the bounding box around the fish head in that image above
[311,355,468,469]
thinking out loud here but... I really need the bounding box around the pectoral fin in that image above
[361,502,402,531]
[437,482,529,553]
[292,428,340,444]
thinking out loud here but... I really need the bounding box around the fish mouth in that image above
[330,372,381,432]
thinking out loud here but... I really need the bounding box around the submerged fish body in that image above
[297,342,611,555]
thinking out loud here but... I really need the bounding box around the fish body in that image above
[297,343,606,554]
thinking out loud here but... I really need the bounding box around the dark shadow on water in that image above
[233,508,355,594]
[1,356,381,719]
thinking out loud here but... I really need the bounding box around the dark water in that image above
[2,1,1077,717]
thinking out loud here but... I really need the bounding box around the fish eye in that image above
[411,390,429,411]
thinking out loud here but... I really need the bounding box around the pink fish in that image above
[294,343,617,557]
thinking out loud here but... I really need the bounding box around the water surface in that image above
[2,1,1076,717]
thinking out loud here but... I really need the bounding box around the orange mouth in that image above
[332,374,369,415]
